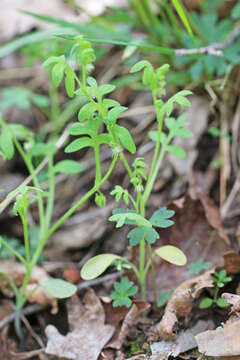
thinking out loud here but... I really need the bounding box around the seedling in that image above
[200,269,232,309]
[0,35,192,338]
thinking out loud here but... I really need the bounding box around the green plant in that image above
[0,35,192,338]
[200,269,232,309]
[79,47,193,304]
[187,258,212,275]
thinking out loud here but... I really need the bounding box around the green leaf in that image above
[187,259,212,275]
[78,103,96,122]
[200,297,213,309]
[31,143,56,157]
[51,61,65,87]
[149,130,158,142]
[127,226,159,246]
[167,145,186,158]
[130,60,151,73]
[0,128,14,160]
[97,133,111,145]
[115,125,136,154]
[155,245,186,265]
[150,208,175,228]
[81,254,121,280]
[42,55,62,68]
[65,68,75,98]
[68,123,93,136]
[98,84,116,97]
[105,106,127,125]
[112,208,137,225]
[110,277,138,308]
[175,128,193,138]
[216,298,229,308]
[109,212,151,228]
[54,160,84,174]
[157,289,174,308]
[65,137,93,153]
[41,279,77,298]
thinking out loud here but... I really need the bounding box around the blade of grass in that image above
[0,28,77,58]
[171,0,198,47]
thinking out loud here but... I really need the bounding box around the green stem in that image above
[0,238,25,265]
[45,156,55,231]
[49,76,60,132]
[12,138,46,237]
[22,196,30,264]
[94,144,102,185]
[31,154,118,268]
[139,235,146,300]
[148,243,157,303]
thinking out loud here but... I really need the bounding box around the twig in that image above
[174,24,240,57]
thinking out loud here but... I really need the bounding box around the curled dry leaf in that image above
[155,271,213,340]
[45,289,115,360]
[195,319,240,357]
[0,261,57,313]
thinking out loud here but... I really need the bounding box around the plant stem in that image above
[45,156,55,231]
[139,234,146,300]
[31,154,118,268]
[22,196,30,264]
[94,144,102,185]
[148,243,157,303]
[49,76,60,132]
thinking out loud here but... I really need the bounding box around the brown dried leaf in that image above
[45,289,115,360]
[222,293,240,314]
[195,319,240,357]
[155,271,213,340]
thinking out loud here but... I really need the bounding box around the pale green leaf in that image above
[81,254,121,280]
[54,160,84,174]
[155,245,187,265]
[41,278,77,298]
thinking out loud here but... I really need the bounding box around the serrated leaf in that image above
[115,125,136,154]
[54,160,84,174]
[0,128,14,159]
[200,297,213,309]
[167,145,186,158]
[65,137,93,153]
[150,208,175,228]
[130,60,151,73]
[155,245,186,265]
[81,254,121,280]
[41,279,77,299]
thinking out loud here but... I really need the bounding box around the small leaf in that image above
[109,212,151,228]
[65,68,75,98]
[187,258,212,275]
[41,279,77,299]
[65,137,93,153]
[149,130,158,142]
[167,145,186,158]
[110,277,138,308]
[81,254,121,280]
[130,60,151,73]
[150,208,175,228]
[54,160,84,174]
[155,245,186,265]
[217,298,230,308]
[200,297,213,309]
[78,103,96,122]
[175,128,193,138]
[127,226,159,246]
[0,128,14,159]
[98,84,116,97]
[157,289,174,308]
[115,125,136,154]
[51,62,65,88]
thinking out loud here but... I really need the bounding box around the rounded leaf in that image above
[155,245,186,266]
[216,298,229,308]
[41,279,77,299]
[81,254,121,280]
[200,297,213,309]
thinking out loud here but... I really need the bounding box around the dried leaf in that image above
[155,271,213,339]
[195,319,240,357]
[45,289,115,360]
[224,251,240,274]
